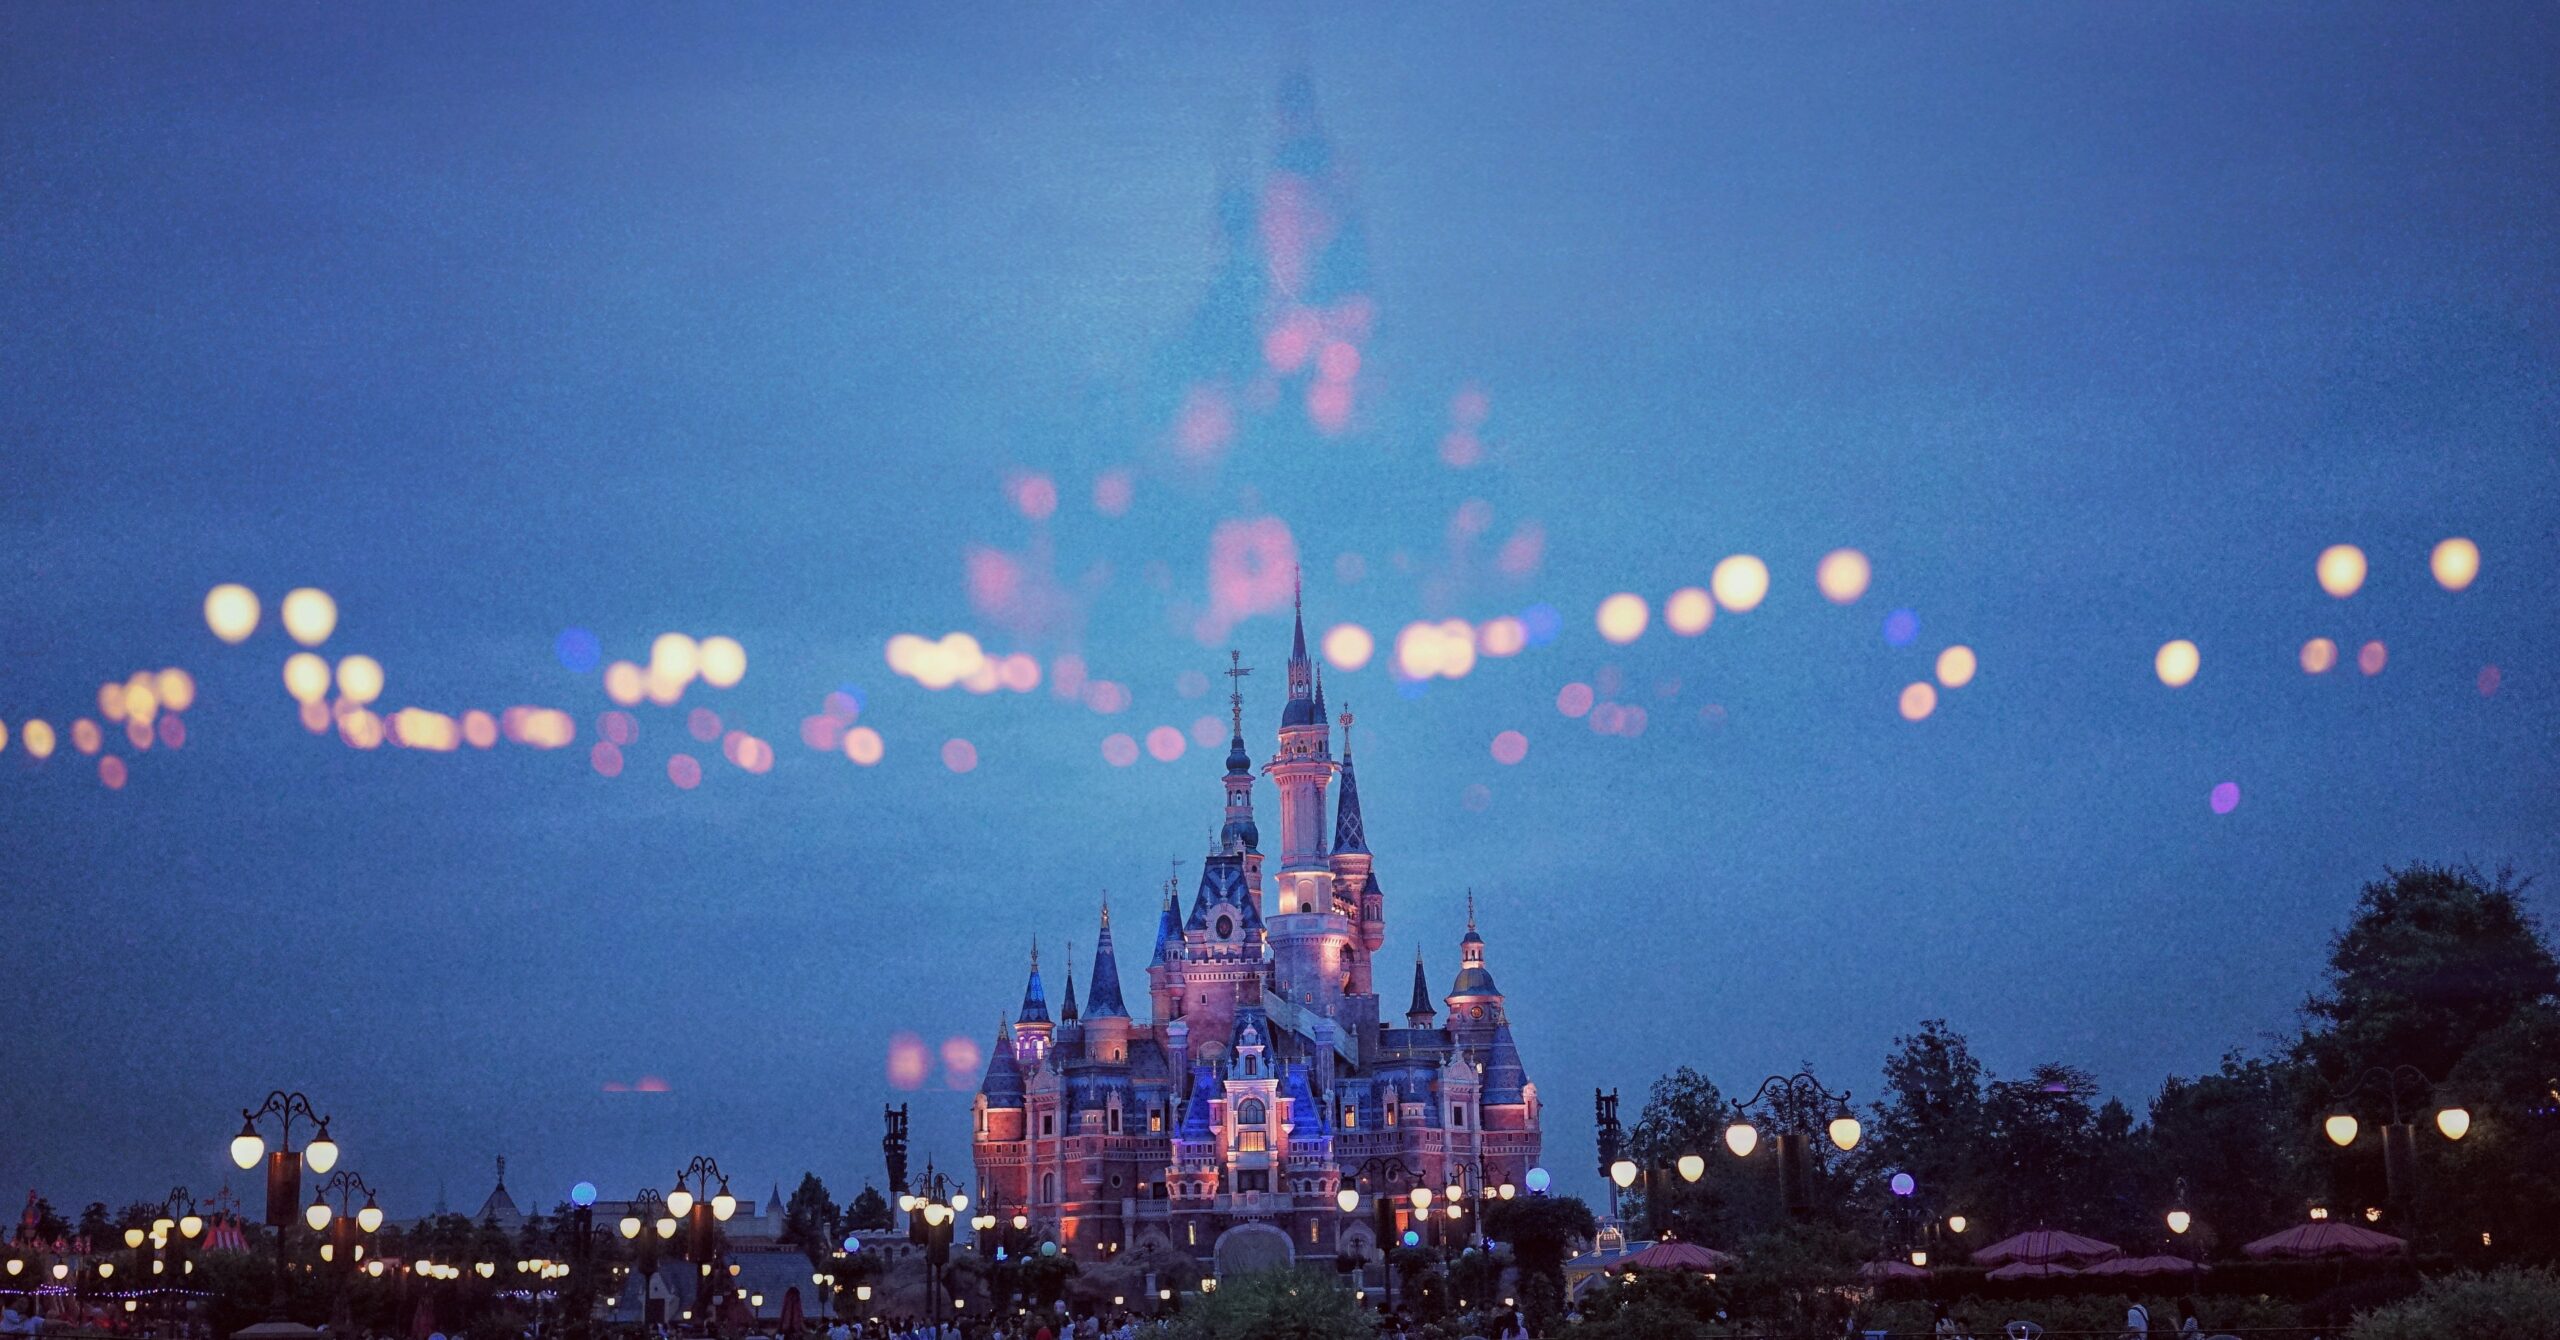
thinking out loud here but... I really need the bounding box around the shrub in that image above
[2351,1268,2560,1340]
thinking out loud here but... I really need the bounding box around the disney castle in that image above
[970,596,1542,1269]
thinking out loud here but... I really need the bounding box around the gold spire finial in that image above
[1467,888,1477,931]
[1100,892,1111,928]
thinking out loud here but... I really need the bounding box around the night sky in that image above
[4,3,2555,1219]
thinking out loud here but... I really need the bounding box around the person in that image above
[2174,1300,2201,1337]
[2124,1300,2150,1338]
[1932,1301,1968,1338]
[1500,1310,1530,1340]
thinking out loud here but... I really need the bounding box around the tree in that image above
[75,1202,110,1249]
[1856,1019,1992,1226]
[2137,1052,2321,1250]
[2297,862,2557,1083]
[1161,1269,1374,1340]
[1484,1193,1596,1332]
[1980,1064,2127,1234]
[783,1173,840,1266]
[844,1185,891,1232]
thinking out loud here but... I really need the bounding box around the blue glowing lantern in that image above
[1525,1167,1551,1195]
[571,1181,598,1208]
[1401,1230,1420,1248]
[1890,1172,1916,1198]
[841,1234,861,1253]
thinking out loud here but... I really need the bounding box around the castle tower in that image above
[1443,892,1505,1054]
[1327,706,1381,995]
[1084,899,1132,1065]
[1405,949,1437,1029]
[1265,579,1338,896]
[1015,943,1053,1065]
[1147,875,1184,1025]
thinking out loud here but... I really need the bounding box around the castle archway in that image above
[1212,1221,1295,1277]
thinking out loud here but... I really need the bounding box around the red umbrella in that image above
[778,1286,804,1333]
[2242,1221,2405,1259]
[1972,1229,2121,1265]
[2080,1255,2208,1278]
[1859,1260,1928,1281]
[1611,1240,1737,1275]
[1985,1261,2081,1281]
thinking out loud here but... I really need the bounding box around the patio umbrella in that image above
[2242,1221,2405,1259]
[1972,1229,2121,1265]
[778,1286,803,1333]
[2080,1255,2207,1279]
[1858,1259,1929,1281]
[1985,1261,2081,1282]
[1610,1240,1737,1275]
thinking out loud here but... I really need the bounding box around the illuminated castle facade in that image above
[970,598,1541,1268]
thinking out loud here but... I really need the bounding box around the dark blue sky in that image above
[3,3,2554,1218]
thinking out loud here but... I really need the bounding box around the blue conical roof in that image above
[1481,1020,1526,1105]
[1152,884,1183,966]
[1086,903,1129,1019]
[1331,745,1369,854]
[1018,944,1050,1024]
[1407,950,1434,1022]
[1282,1063,1328,1139]
[1178,1065,1223,1140]
[980,1018,1024,1105]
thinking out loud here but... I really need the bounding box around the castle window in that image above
[976,1110,987,1134]
[1042,1173,1057,1203]
[1042,1113,1055,1136]
[1108,1107,1122,1134]
[1451,1105,1468,1128]
[1237,1098,1265,1124]
[1341,1104,1357,1129]
[1240,1131,1267,1153]
[1385,1104,1397,1127]
[1149,1107,1164,1133]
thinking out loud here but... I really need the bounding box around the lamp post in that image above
[228,1090,340,1317]
[2323,1065,2466,1235]
[1340,1156,1421,1314]
[897,1162,967,1327]
[1593,1089,1627,1222]
[305,1170,384,1331]
[666,1158,739,1326]
[1725,1072,1861,1218]
[614,1189,678,1327]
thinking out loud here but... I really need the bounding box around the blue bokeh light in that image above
[556,627,602,673]
[1883,609,1919,647]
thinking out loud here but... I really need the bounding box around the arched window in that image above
[1042,1172,1057,1204]
[1237,1098,1267,1124]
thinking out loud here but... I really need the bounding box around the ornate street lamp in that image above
[227,1090,339,1315]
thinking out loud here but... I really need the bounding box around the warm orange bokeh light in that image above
[2316,544,2367,598]
[2300,637,2337,674]
[1898,682,1937,721]
[1711,555,1770,612]
[697,636,747,689]
[336,655,384,705]
[1664,587,1714,636]
[204,584,261,644]
[602,661,645,706]
[281,588,339,646]
[1935,645,1977,689]
[843,727,884,766]
[1816,549,1871,604]
[2155,640,2200,688]
[2431,537,2479,590]
[1322,623,1374,672]
[1595,594,1649,644]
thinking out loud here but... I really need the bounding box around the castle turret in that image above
[1265,579,1338,894]
[1327,707,1382,993]
[1015,943,1053,1065]
[1084,900,1132,1064]
[1147,877,1184,1025]
[1406,949,1437,1029]
[1443,892,1505,1053]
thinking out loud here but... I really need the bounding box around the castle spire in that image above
[1331,705,1368,854]
[1152,870,1184,966]
[1086,897,1130,1018]
[1060,940,1079,1024]
[1406,947,1435,1028]
[1018,940,1050,1024]
[1221,652,1261,852]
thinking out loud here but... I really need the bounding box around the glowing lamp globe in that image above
[571,1181,598,1208]
[1336,1188,1359,1214]
[152,1217,174,1238]
[1676,1154,1705,1183]
[1608,1160,1638,1190]
[1410,1187,1433,1211]
[304,1128,339,1174]
[1011,1215,1028,1232]
[1829,1116,1863,1152]
[124,1228,145,1249]
[1401,1230,1419,1247]
[619,1216,641,1240]
[1890,1173,1916,1197]
[230,1122,267,1171]
[1909,1251,1928,1268]
[367,1260,385,1278]
[181,1215,203,1239]
[1447,1205,1462,1220]
[1724,1122,1759,1158]
[52,1264,67,1281]
[711,1190,737,1222]
[357,1202,384,1233]
[842,1234,861,1252]
[856,1286,872,1303]
[1499,1183,1517,1200]
[2437,1108,2471,1141]
[2324,1114,2359,1147]
[306,1201,332,1232]
[1039,1241,1058,1258]
[895,1194,915,1214]
[1947,1215,1968,1234]
[1526,1167,1551,1194]
[950,1193,969,1213]
[5,1259,21,1277]
[655,1218,677,1240]
[2167,1210,2192,1235]
[666,1187,695,1218]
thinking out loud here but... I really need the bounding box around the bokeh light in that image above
[501,707,576,748]
[1322,623,1374,671]
[602,661,644,706]
[2478,665,2501,697]
[651,633,700,686]
[1664,587,1713,636]
[99,682,126,722]
[555,628,601,673]
[603,711,640,747]
[1595,593,1648,644]
[391,708,460,751]
[2155,640,2200,688]
[99,756,127,790]
[156,715,185,749]
[2358,640,2387,676]
[71,719,102,754]
[940,1035,984,1089]
[688,708,722,742]
[1710,555,1770,612]
[23,720,55,760]
[667,754,702,789]
[886,1033,929,1090]
[1477,616,1527,657]
[1190,715,1225,748]
[2210,781,2240,815]
[1490,730,1528,765]
[1394,620,1477,680]
[284,653,331,704]
[2300,638,2338,675]
[1101,733,1139,767]
[1898,682,1937,721]
[1883,609,1919,648]
[2431,537,2479,591]
[1092,470,1133,516]
[125,718,152,751]
[843,726,884,766]
[298,701,331,733]
[462,710,497,749]
[1816,549,1872,604]
[1556,683,1594,718]
[337,708,383,750]
[335,655,384,705]
[2316,544,2367,598]
[697,636,747,689]
[153,668,195,712]
[204,585,260,644]
[800,714,844,752]
[1145,726,1185,762]
[1461,783,1492,812]
[1935,645,1977,689]
[942,738,978,773]
[280,588,338,647]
